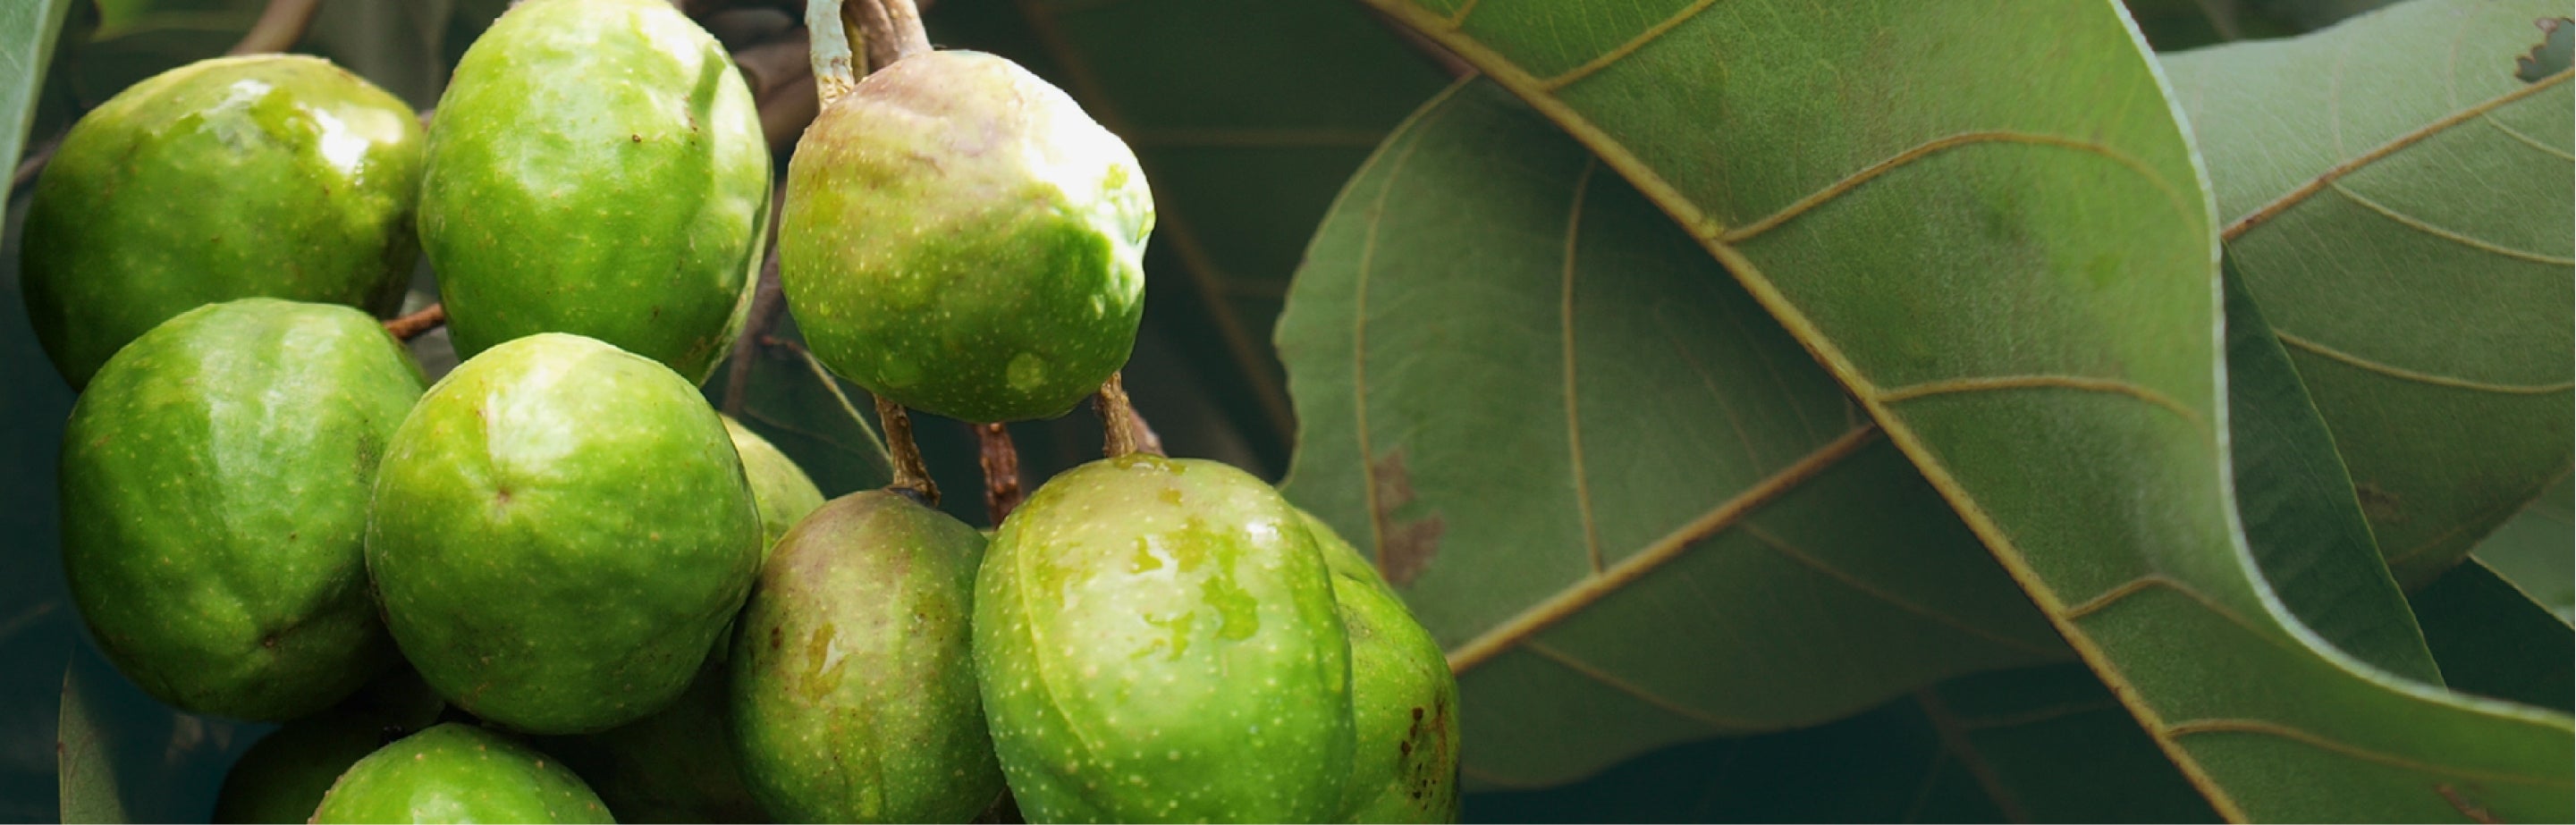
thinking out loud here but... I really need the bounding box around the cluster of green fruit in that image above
[23,0,1457,822]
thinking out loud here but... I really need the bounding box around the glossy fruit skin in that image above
[974,456,1352,822]
[1305,514,1461,824]
[310,724,611,823]
[60,299,424,721]
[21,55,422,389]
[722,415,826,556]
[731,490,1002,823]
[781,50,1152,423]
[420,0,769,383]
[366,333,762,735]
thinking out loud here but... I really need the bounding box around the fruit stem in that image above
[383,304,447,341]
[1093,372,1164,459]
[875,395,940,506]
[974,423,1023,525]
[807,0,933,108]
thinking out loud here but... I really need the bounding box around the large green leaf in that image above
[2166,0,2574,588]
[0,0,71,172]
[1280,80,2072,786]
[1319,0,2572,818]
[2471,475,2572,619]
[921,0,1453,475]
[2410,560,2573,713]
[1470,663,2217,823]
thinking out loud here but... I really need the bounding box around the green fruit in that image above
[974,456,1351,821]
[367,333,762,734]
[21,55,423,389]
[311,724,611,823]
[60,299,424,720]
[731,491,1001,822]
[1305,514,1460,824]
[536,664,766,823]
[780,50,1152,423]
[722,415,826,555]
[421,0,770,383]
[211,712,399,823]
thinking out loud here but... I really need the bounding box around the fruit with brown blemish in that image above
[730,490,1002,822]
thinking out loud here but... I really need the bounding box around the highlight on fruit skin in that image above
[365,333,764,736]
[20,54,424,390]
[418,0,772,385]
[310,723,612,824]
[59,299,425,722]
[780,49,1154,424]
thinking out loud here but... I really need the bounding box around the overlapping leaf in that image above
[2470,476,2572,619]
[1293,0,2575,818]
[1470,663,2218,823]
[2411,560,2573,713]
[1280,80,2071,786]
[2166,0,2575,587]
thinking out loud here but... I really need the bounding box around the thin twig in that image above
[1092,372,1161,459]
[861,0,931,67]
[806,0,861,105]
[875,396,939,505]
[383,303,446,341]
[765,334,895,467]
[974,423,1023,525]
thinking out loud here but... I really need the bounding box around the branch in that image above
[384,303,447,341]
[974,423,1023,524]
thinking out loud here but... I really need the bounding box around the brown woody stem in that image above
[384,303,446,341]
[875,395,939,505]
[974,423,1023,525]
[1093,372,1162,459]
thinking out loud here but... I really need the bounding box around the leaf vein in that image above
[1876,375,2206,429]
[2327,181,2576,265]
[2275,329,2576,394]
[2164,719,2576,788]
[1446,425,1882,673]
[2224,69,2572,240]
[1739,524,2065,659]
[1563,158,1607,574]
[1718,131,2192,246]
[1537,0,1727,92]
[1522,640,1746,728]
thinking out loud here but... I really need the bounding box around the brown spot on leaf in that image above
[2354,483,2403,524]
[1369,450,1445,585]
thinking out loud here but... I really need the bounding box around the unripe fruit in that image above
[781,50,1153,423]
[367,333,762,734]
[723,415,827,556]
[975,456,1351,821]
[310,724,610,823]
[420,0,770,383]
[731,491,1003,822]
[61,299,424,721]
[21,55,423,389]
[1307,513,1460,824]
